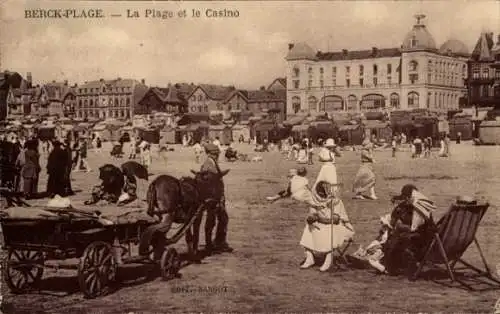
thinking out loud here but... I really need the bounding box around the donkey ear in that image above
[220,169,230,177]
[190,170,198,176]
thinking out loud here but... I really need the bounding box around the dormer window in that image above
[411,36,418,48]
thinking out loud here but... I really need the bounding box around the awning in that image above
[284,116,307,126]
[339,124,360,131]
[209,124,228,130]
[291,124,310,132]
[471,111,488,121]
[363,120,390,129]
[255,122,276,132]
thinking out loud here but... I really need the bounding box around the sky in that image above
[0,0,499,89]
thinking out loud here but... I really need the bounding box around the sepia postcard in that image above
[1,0,500,313]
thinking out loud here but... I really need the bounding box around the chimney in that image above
[342,49,348,58]
[27,72,32,86]
[64,80,68,86]
[141,79,145,85]
[288,43,295,50]
[372,47,378,56]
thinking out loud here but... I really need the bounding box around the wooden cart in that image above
[0,203,207,298]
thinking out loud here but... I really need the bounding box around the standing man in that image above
[201,143,233,253]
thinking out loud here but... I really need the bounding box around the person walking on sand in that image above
[352,138,377,200]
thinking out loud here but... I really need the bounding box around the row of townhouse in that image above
[135,78,287,123]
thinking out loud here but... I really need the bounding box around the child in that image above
[352,214,391,273]
[266,168,297,202]
[141,143,152,170]
[292,176,354,272]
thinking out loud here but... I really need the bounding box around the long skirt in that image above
[300,222,354,253]
[313,162,338,190]
[352,163,375,195]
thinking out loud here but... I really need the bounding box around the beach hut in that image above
[338,123,364,146]
[291,124,311,142]
[36,125,56,141]
[449,114,473,140]
[309,120,336,142]
[208,124,232,145]
[479,119,500,145]
[138,128,160,144]
[176,124,204,144]
[254,120,281,144]
[92,124,109,141]
[363,120,392,143]
[231,122,251,142]
[160,127,177,144]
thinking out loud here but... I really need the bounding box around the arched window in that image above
[409,60,418,71]
[293,67,300,77]
[308,96,318,111]
[126,98,130,105]
[197,105,202,112]
[361,94,385,110]
[292,96,301,114]
[115,99,119,106]
[204,105,208,112]
[321,95,343,111]
[347,95,358,111]
[408,92,419,108]
[89,99,93,107]
[390,93,400,108]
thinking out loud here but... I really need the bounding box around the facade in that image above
[285,15,469,117]
[136,83,195,115]
[186,84,235,114]
[466,32,500,108]
[224,88,286,122]
[74,78,148,120]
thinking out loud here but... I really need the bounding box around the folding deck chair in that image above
[411,201,500,290]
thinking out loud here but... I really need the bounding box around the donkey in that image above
[139,169,229,262]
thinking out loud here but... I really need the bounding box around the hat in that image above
[324,138,336,147]
[297,167,307,176]
[456,195,477,205]
[287,168,298,177]
[52,140,62,146]
[204,143,220,154]
[392,184,417,201]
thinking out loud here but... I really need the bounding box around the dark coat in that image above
[20,149,40,179]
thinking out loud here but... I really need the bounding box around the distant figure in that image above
[352,138,377,200]
[47,141,69,198]
[391,136,397,158]
[16,139,40,199]
[213,136,222,151]
[456,132,461,144]
[95,137,102,153]
[193,142,203,163]
[413,136,423,158]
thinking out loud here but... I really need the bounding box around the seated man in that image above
[84,165,128,205]
[266,168,297,202]
[225,146,238,162]
[380,184,436,276]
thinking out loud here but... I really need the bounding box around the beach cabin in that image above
[231,122,251,143]
[291,124,311,142]
[479,119,500,145]
[363,120,392,143]
[160,127,177,144]
[338,123,363,146]
[309,120,336,143]
[449,114,473,140]
[208,124,232,145]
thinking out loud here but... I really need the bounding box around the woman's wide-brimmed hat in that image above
[392,184,418,201]
[324,138,336,147]
[456,195,477,205]
[314,180,343,200]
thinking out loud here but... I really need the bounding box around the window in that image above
[373,77,377,86]
[308,96,318,111]
[409,60,418,71]
[126,98,130,105]
[204,105,208,112]
[197,106,202,112]
[198,95,202,101]
[90,99,93,107]
[472,64,480,79]
[332,79,336,86]
[293,67,300,77]
[387,64,392,74]
[361,94,385,110]
[292,96,301,114]
[411,35,417,48]
[482,68,489,79]
[359,78,364,86]
[408,92,419,108]
[320,80,324,88]
[308,80,312,88]
[332,67,337,76]
[373,64,378,75]
[345,66,350,75]
[322,95,343,111]
[359,65,364,76]
[496,69,500,79]
[293,80,300,89]
[427,92,431,108]
[346,79,350,87]
[347,95,358,111]
[388,77,392,85]
[115,99,119,106]
[390,93,399,108]
[409,74,418,84]
[308,67,313,75]
[319,67,324,74]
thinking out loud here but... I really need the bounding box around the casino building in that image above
[285,15,469,117]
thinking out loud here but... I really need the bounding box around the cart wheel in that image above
[78,241,116,299]
[160,248,180,281]
[3,249,44,294]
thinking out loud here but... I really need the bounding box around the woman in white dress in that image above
[292,179,354,272]
[313,138,341,194]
